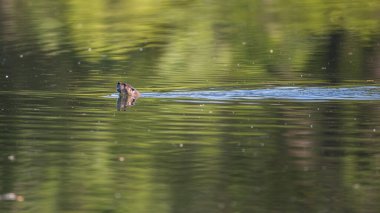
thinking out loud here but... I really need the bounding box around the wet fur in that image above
[117,82,140,97]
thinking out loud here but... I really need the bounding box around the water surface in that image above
[1,0,380,212]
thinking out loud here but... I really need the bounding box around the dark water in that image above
[1,0,380,212]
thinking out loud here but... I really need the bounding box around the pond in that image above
[1,0,380,212]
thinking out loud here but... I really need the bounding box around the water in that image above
[1,0,380,212]
[141,86,380,101]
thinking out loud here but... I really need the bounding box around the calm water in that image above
[1,0,380,212]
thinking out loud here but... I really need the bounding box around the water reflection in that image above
[1,0,380,212]
[116,94,139,111]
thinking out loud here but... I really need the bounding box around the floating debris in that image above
[0,193,24,202]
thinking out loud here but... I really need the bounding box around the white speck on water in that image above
[269,49,274,54]
[348,51,353,55]
[88,47,92,52]
[242,41,246,45]
[179,143,184,148]
[373,128,376,132]
[19,54,23,58]
[353,183,360,189]
[139,48,143,51]
[321,67,327,70]
[118,156,125,162]
[250,125,254,128]
[8,155,15,161]
[209,110,213,114]
[114,192,122,199]
[5,75,8,79]
[78,61,81,65]
[308,114,311,118]
[261,143,265,147]
[310,124,313,128]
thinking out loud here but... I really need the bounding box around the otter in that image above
[116,82,141,97]
[116,82,140,111]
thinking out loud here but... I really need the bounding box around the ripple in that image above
[107,86,380,101]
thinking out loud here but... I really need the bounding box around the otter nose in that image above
[116,82,121,93]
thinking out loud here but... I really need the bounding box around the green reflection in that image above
[1,0,380,212]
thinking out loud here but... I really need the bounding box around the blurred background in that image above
[0,0,379,212]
